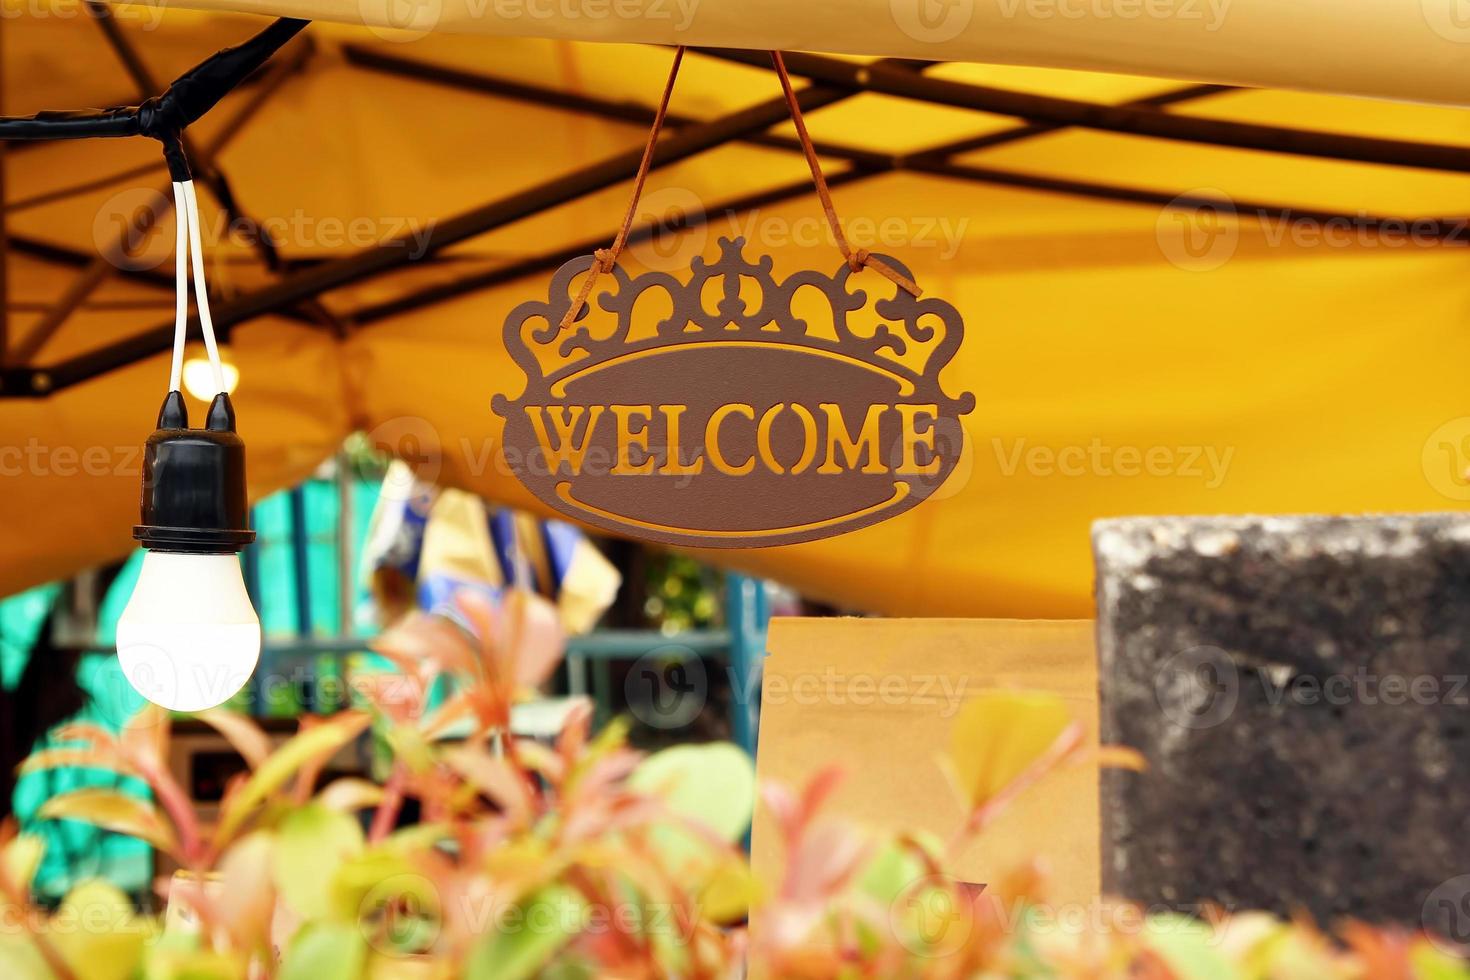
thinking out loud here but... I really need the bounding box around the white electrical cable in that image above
[179,179,227,396]
[168,181,189,393]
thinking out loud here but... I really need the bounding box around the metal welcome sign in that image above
[492,236,973,548]
[495,48,971,547]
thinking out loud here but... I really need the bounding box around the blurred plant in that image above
[2,601,1465,979]
[339,432,393,483]
[641,555,720,634]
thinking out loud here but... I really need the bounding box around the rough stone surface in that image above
[1094,513,1470,933]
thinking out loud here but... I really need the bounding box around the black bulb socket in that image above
[134,390,255,554]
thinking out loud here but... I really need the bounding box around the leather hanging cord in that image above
[558,45,922,334]
[769,51,922,297]
[558,46,686,332]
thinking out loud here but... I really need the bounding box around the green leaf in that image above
[40,789,180,857]
[949,690,1075,811]
[856,832,943,906]
[1,835,45,892]
[1144,913,1234,980]
[18,748,123,776]
[56,880,149,980]
[628,742,755,842]
[330,850,441,929]
[1412,942,1470,980]
[464,885,583,980]
[273,804,365,920]
[140,948,247,980]
[280,922,368,980]
[217,712,370,843]
[626,742,755,900]
[193,708,272,769]
[0,936,51,980]
[317,778,386,813]
[217,832,278,949]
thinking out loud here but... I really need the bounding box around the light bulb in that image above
[117,552,260,712]
[122,389,259,712]
[183,355,239,401]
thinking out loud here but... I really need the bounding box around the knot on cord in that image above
[558,250,621,332]
[843,247,924,298]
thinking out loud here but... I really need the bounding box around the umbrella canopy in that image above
[2,7,1467,616]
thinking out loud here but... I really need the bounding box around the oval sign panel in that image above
[493,237,974,548]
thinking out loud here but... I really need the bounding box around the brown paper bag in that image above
[751,617,1099,912]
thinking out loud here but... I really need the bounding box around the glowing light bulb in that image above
[117,552,260,711]
[183,355,239,401]
[122,389,259,712]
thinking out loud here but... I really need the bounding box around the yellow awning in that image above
[3,8,1467,615]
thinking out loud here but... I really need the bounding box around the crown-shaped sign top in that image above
[498,237,974,413]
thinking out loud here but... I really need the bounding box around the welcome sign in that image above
[493,237,973,548]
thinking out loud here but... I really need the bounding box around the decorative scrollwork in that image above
[501,236,973,413]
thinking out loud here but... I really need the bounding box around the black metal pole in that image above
[699,47,1470,175]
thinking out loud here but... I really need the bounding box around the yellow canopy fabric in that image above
[131,0,1470,106]
[2,9,1468,616]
